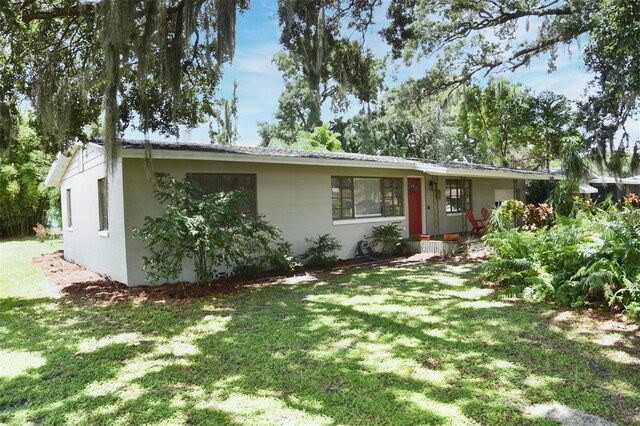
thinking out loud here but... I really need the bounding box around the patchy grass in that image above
[0,238,62,298]
[0,242,639,425]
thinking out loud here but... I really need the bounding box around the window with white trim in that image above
[332,177,403,220]
[66,188,72,227]
[186,173,257,217]
[98,178,109,230]
[445,179,471,214]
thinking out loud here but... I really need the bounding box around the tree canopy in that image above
[1,0,248,168]
[382,0,639,174]
[259,0,385,147]
[1,0,638,177]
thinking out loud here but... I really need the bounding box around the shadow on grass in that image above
[0,262,638,425]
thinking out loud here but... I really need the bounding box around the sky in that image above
[126,1,639,146]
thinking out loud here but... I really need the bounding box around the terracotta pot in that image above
[443,233,459,241]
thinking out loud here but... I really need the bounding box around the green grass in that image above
[1,240,639,425]
[0,238,63,298]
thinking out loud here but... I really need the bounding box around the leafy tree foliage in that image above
[529,91,577,171]
[581,0,640,175]
[277,0,383,118]
[0,121,59,237]
[344,80,465,160]
[458,79,534,167]
[133,173,284,283]
[1,0,248,166]
[209,81,239,146]
[260,1,385,145]
[267,123,342,152]
[383,0,639,174]
[458,80,580,169]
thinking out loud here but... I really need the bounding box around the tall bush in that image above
[134,173,284,283]
[483,203,640,318]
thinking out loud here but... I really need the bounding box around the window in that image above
[445,179,472,214]
[66,188,72,227]
[186,173,257,216]
[494,189,515,207]
[98,178,109,230]
[332,177,403,220]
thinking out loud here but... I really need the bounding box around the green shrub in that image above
[134,173,285,283]
[626,303,640,321]
[488,199,524,231]
[370,222,404,255]
[265,241,302,276]
[302,234,342,267]
[483,203,640,319]
[234,241,302,279]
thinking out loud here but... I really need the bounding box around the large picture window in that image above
[98,178,109,230]
[445,179,472,214]
[332,177,403,220]
[186,173,257,217]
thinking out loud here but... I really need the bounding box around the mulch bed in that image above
[31,250,406,304]
[32,248,488,304]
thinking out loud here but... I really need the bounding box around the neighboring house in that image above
[45,140,555,286]
[587,174,640,202]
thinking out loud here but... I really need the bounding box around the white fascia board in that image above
[420,165,558,180]
[589,177,617,184]
[44,144,81,187]
[588,177,640,185]
[44,152,64,187]
[119,148,422,171]
[621,177,640,185]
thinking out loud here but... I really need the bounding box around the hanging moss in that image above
[6,0,245,174]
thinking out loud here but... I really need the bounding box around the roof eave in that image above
[44,143,84,187]
[119,147,421,170]
[419,165,558,180]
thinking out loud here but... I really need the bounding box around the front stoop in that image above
[405,236,485,256]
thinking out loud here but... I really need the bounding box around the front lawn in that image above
[0,241,638,425]
[0,238,63,298]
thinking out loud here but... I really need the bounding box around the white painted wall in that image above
[425,175,526,235]
[60,146,128,283]
[122,159,413,285]
[59,150,531,286]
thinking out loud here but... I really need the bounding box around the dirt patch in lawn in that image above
[32,250,421,304]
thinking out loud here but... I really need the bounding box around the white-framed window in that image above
[98,178,109,231]
[445,179,471,214]
[332,177,403,220]
[186,173,257,217]
[66,188,72,227]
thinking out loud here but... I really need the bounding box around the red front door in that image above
[408,178,422,236]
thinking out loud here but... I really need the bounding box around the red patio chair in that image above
[481,207,490,221]
[466,209,486,236]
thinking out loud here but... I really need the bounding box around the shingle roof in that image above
[114,139,552,177]
[117,139,417,165]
